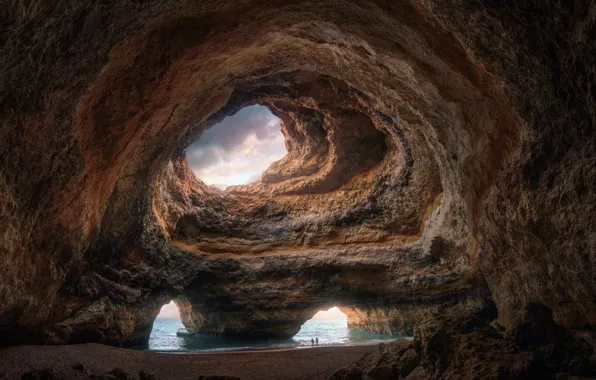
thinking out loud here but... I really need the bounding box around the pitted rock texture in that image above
[0,0,595,351]
[329,304,596,380]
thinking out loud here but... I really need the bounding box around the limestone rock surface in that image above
[0,0,595,357]
[330,304,596,379]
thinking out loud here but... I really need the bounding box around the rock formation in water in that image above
[1,0,595,373]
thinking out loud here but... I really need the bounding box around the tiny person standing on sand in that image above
[315,337,319,345]
[311,338,314,345]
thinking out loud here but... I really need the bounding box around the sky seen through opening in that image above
[185,105,287,189]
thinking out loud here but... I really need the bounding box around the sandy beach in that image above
[0,343,397,380]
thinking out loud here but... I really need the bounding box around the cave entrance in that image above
[185,105,287,189]
[148,301,185,351]
[294,307,349,345]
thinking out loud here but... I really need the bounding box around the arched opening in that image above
[185,105,287,189]
[294,306,402,347]
[148,299,302,352]
[294,307,349,345]
[147,303,404,352]
[148,301,185,351]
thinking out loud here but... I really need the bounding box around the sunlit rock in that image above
[0,4,595,373]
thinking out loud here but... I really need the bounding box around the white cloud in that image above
[186,105,287,188]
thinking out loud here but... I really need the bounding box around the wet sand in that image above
[0,343,395,380]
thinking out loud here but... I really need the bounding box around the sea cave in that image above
[1,1,595,379]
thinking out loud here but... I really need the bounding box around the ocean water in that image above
[145,317,404,352]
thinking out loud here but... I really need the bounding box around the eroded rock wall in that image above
[330,303,596,379]
[0,0,594,348]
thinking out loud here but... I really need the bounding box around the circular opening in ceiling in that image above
[185,105,287,190]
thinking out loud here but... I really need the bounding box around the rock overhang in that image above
[1,0,594,351]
